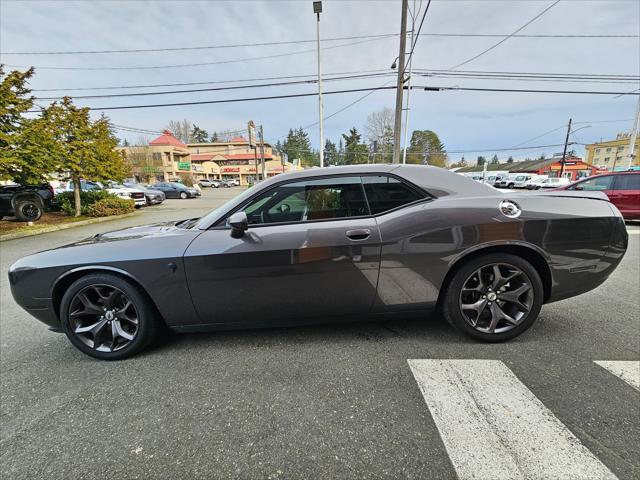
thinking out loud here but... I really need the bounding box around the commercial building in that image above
[454,154,598,181]
[584,133,639,170]
[119,131,302,185]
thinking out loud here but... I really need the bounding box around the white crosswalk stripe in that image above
[595,360,640,391]
[408,359,618,480]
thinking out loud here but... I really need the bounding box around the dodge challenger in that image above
[9,165,628,360]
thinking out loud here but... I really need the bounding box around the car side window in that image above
[613,174,640,190]
[570,175,613,191]
[240,176,368,225]
[361,175,425,214]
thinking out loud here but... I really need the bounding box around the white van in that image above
[527,177,570,189]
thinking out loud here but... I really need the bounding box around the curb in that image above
[0,212,137,242]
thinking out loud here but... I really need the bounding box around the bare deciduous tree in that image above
[165,119,193,143]
[364,108,394,163]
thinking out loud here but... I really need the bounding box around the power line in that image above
[7,37,393,71]
[448,0,561,70]
[446,142,572,154]
[26,84,640,114]
[32,68,638,93]
[405,0,432,66]
[415,68,639,79]
[421,33,638,39]
[26,85,400,113]
[34,72,395,101]
[0,33,399,55]
[5,32,635,56]
[422,85,640,95]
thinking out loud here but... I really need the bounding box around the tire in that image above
[508,183,515,189]
[14,198,43,222]
[179,191,188,199]
[60,273,159,360]
[441,253,544,343]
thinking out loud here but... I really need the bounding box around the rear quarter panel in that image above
[373,193,623,311]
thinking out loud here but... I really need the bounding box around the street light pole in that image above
[392,0,409,164]
[626,96,640,169]
[401,0,416,164]
[559,118,572,178]
[313,1,324,168]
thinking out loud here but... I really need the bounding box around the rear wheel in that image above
[14,198,43,222]
[60,273,158,360]
[442,253,543,342]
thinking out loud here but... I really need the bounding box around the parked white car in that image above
[526,177,570,189]
[523,175,549,189]
[105,183,147,207]
[499,174,538,189]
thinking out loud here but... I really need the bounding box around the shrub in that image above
[56,190,113,216]
[86,197,135,217]
[178,173,195,187]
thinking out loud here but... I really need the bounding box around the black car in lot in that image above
[0,183,55,221]
[151,182,198,199]
[8,165,628,360]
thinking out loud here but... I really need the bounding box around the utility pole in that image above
[248,120,257,185]
[392,0,409,164]
[313,1,325,167]
[402,0,416,164]
[559,118,572,178]
[259,125,266,181]
[626,96,640,170]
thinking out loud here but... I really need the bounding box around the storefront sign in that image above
[177,162,191,171]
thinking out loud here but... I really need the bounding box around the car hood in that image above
[142,188,164,195]
[81,219,199,243]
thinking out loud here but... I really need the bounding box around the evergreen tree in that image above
[507,156,514,163]
[44,99,129,216]
[282,127,315,167]
[210,131,219,142]
[342,127,369,165]
[477,156,486,166]
[324,139,338,166]
[190,125,209,143]
[0,66,48,182]
[407,130,447,167]
[491,154,499,164]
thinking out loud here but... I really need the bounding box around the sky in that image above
[1,0,639,163]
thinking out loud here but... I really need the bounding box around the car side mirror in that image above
[229,211,249,238]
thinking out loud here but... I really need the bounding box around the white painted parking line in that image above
[594,361,640,391]
[408,359,618,480]
[626,229,640,235]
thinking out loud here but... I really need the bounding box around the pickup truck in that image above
[0,183,55,221]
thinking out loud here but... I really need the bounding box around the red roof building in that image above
[149,130,188,149]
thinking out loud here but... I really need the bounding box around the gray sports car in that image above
[8,165,628,360]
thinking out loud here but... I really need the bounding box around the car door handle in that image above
[346,229,371,240]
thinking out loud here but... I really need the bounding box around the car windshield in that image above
[194,182,264,229]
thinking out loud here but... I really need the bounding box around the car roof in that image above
[257,164,494,197]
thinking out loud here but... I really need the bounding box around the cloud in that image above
[1,0,638,159]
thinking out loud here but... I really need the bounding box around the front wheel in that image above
[60,273,159,360]
[441,253,543,342]
[179,191,188,199]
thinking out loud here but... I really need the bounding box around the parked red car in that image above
[554,171,639,220]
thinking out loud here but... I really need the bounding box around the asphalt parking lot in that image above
[1,188,638,480]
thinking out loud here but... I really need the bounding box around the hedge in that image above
[86,197,136,217]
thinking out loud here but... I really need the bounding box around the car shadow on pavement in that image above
[149,312,541,357]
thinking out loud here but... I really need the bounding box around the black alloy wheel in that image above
[60,273,158,360]
[15,199,43,222]
[442,253,543,342]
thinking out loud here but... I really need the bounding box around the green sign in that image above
[142,165,159,173]
[177,162,191,171]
